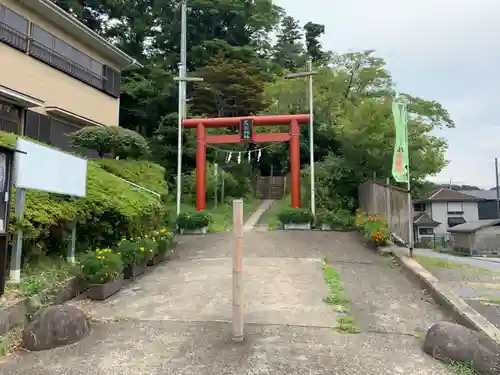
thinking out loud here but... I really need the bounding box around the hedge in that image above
[93,158,168,196]
[0,131,164,260]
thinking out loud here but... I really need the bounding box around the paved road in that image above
[414,248,500,272]
[0,228,452,374]
[402,247,500,330]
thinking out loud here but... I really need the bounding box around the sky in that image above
[275,0,500,189]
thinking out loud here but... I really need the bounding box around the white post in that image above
[232,199,244,341]
[9,188,26,283]
[176,63,184,217]
[408,181,413,257]
[67,221,76,264]
[307,58,316,217]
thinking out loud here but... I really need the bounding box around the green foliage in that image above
[277,208,313,225]
[190,46,272,117]
[273,15,306,71]
[69,126,150,159]
[176,211,212,230]
[355,211,389,246]
[81,249,123,285]
[0,131,165,260]
[94,158,168,196]
[316,209,354,230]
[182,163,244,203]
[116,237,153,267]
[151,228,174,255]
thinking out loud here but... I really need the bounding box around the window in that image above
[0,5,28,52]
[414,203,426,212]
[418,227,434,235]
[103,65,121,98]
[448,217,466,228]
[29,24,105,90]
[447,201,464,214]
[24,111,99,157]
[24,111,50,144]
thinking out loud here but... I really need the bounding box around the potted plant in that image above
[149,228,175,265]
[81,249,124,300]
[176,211,211,234]
[117,237,153,279]
[317,209,355,231]
[278,208,313,230]
[356,213,389,249]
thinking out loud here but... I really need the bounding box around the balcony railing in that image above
[0,21,28,52]
[29,40,104,90]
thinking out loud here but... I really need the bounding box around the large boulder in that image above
[22,304,90,351]
[423,321,500,375]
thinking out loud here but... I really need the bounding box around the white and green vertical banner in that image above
[391,97,409,183]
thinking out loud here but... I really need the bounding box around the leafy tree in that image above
[190,45,271,117]
[70,126,149,159]
[262,50,453,208]
[273,16,306,71]
[303,22,327,62]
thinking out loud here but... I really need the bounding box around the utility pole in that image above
[495,158,499,218]
[174,0,203,216]
[285,57,316,216]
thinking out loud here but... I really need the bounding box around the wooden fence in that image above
[358,180,412,244]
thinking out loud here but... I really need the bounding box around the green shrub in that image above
[69,126,114,157]
[137,235,158,256]
[70,126,150,159]
[355,211,389,246]
[316,209,354,229]
[277,208,313,225]
[0,131,164,260]
[94,158,168,196]
[182,163,244,203]
[81,249,123,284]
[152,228,174,255]
[116,238,153,267]
[111,127,150,159]
[176,211,211,230]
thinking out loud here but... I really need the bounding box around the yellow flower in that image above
[140,247,145,252]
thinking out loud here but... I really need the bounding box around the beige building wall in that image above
[0,0,120,126]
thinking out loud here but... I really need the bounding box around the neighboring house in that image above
[0,0,140,153]
[459,190,500,220]
[448,219,500,256]
[413,188,484,244]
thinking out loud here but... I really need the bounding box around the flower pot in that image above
[284,223,311,230]
[179,226,208,235]
[147,253,168,266]
[87,274,124,301]
[124,264,147,279]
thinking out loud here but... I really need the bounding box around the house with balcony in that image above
[413,188,485,245]
[0,0,140,152]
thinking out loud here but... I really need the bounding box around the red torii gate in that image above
[182,114,310,211]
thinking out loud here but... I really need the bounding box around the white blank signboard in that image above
[14,138,87,197]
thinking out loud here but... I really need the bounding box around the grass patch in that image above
[414,255,490,273]
[165,198,261,233]
[0,257,78,307]
[335,316,361,333]
[93,158,168,196]
[487,297,500,304]
[413,328,426,339]
[265,195,297,231]
[0,325,22,357]
[443,359,479,375]
[323,263,360,333]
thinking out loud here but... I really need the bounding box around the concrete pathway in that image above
[0,205,453,374]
